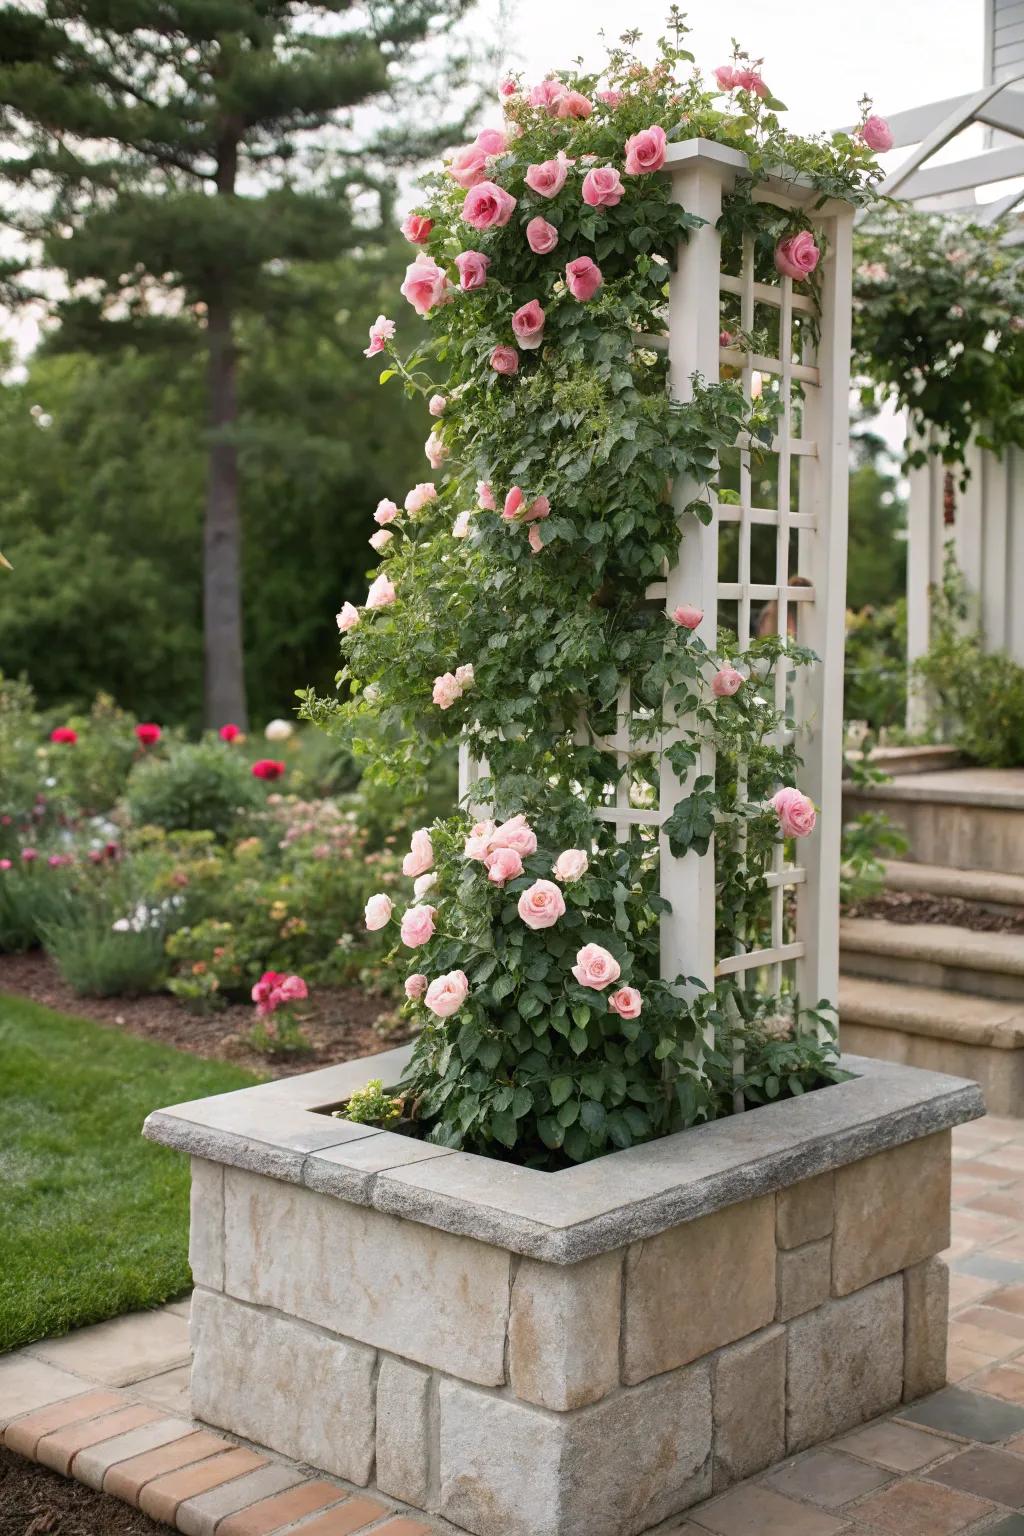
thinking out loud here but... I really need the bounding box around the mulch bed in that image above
[845,889,1024,934]
[0,950,411,1078]
[0,1447,164,1536]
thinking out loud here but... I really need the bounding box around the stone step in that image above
[838,974,1024,1117]
[843,768,1024,875]
[840,917,1024,1003]
[882,860,1024,914]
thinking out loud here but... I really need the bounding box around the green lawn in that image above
[0,994,259,1354]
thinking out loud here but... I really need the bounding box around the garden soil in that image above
[0,1446,163,1536]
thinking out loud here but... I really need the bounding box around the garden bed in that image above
[0,952,406,1077]
[0,1445,164,1536]
[845,890,1024,934]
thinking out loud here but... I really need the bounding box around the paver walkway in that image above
[8,1116,1024,1534]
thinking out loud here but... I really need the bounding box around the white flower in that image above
[264,718,294,742]
[414,872,438,899]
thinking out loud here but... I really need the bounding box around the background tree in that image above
[0,0,477,728]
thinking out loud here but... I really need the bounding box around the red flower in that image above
[135,722,162,747]
[252,759,286,781]
[50,727,78,745]
[219,723,240,742]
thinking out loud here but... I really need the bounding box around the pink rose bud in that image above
[448,143,489,189]
[477,480,496,510]
[565,256,603,302]
[403,828,434,878]
[485,846,524,885]
[452,511,472,538]
[365,893,393,930]
[719,330,734,347]
[736,69,768,98]
[525,494,550,522]
[405,973,428,1000]
[624,125,668,176]
[511,299,545,350]
[860,114,894,153]
[525,152,569,198]
[461,180,518,231]
[581,165,624,207]
[503,486,525,521]
[499,78,518,99]
[572,942,621,990]
[424,969,469,1018]
[400,904,436,948]
[424,430,448,468]
[363,313,396,357]
[401,213,433,244]
[517,878,566,930]
[432,672,463,709]
[526,216,559,254]
[770,786,817,838]
[672,604,703,629]
[337,602,360,632]
[711,665,744,697]
[490,345,519,375]
[366,574,396,608]
[429,394,447,416]
[369,528,392,553]
[475,126,507,155]
[374,498,398,525]
[528,525,544,554]
[608,986,643,1020]
[713,64,738,90]
[400,254,450,316]
[404,482,436,515]
[553,848,588,882]
[455,249,491,290]
[775,231,820,283]
[464,819,497,860]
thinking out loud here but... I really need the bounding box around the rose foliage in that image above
[304,23,886,1165]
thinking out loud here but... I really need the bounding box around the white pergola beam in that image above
[892,140,1024,200]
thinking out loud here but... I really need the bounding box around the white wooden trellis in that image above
[459,141,853,1068]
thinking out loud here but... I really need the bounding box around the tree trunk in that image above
[203,129,247,730]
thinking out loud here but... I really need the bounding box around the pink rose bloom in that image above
[672,604,703,629]
[401,213,433,244]
[556,90,592,119]
[405,973,428,1000]
[502,486,525,521]
[414,872,437,900]
[775,231,820,282]
[452,510,472,538]
[462,180,517,231]
[365,893,393,930]
[493,813,538,855]
[363,314,395,357]
[499,77,518,99]
[449,143,489,188]
[455,250,491,290]
[770,786,817,838]
[490,345,519,375]
[455,663,475,688]
[400,253,450,316]
[464,819,497,860]
[366,574,396,609]
[374,498,398,525]
[529,78,568,113]
[336,601,360,633]
[711,666,744,697]
[369,529,392,553]
[736,69,768,98]
[525,152,569,198]
[476,480,496,510]
[860,114,893,153]
[597,89,622,108]
[528,525,544,554]
[572,943,621,991]
[624,124,668,176]
[713,65,738,89]
[21,848,38,862]
[581,165,624,208]
[429,393,447,416]
[0,860,10,871]
[517,878,566,930]
[525,494,549,522]
[485,846,524,885]
[608,985,643,1019]
[425,431,448,468]
[432,672,463,709]
[425,969,469,1019]
[403,828,434,878]
[404,482,436,516]
[512,299,545,350]
[475,126,507,155]
[277,974,308,1003]
[553,848,588,882]
[565,256,603,302]
[526,216,559,254]
[400,904,436,948]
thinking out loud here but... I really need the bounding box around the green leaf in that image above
[549,1075,573,1106]
[580,1099,606,1135]
[489,1109,518,1148]
[569,1026,588,1055]
[378,368,396,384]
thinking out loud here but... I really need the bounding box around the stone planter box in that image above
[144,1049,982,1536]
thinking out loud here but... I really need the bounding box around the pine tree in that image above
[0,1,477,727]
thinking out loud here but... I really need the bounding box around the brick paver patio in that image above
[7,1115,1024,1533]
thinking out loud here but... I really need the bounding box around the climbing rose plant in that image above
[303,21,887,1166]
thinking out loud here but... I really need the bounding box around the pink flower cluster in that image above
[432,664,474,710]
[251,970,308,1016]
[713,63,769,98]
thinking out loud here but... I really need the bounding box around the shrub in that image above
[0,861,75,953]
[844,600,907,738]
[38,865,180,995]
[45,693,154,817]
[126,740,261,840]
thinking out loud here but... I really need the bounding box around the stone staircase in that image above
[840,768,1024,1115]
